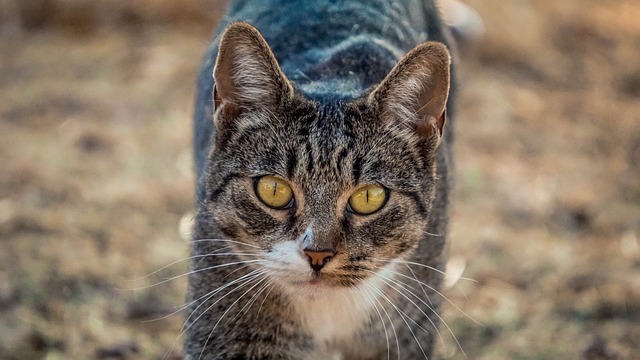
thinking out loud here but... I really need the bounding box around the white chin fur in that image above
[261,241,398,347]
[263,240,314,284]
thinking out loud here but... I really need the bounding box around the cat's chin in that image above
[302,273,339,288]
[286,273,364,294]
[283,277,345,300]
[307,274,323,285]
[272,271,338,294]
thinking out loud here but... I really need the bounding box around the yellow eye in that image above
[255,175,294,209]
[348,184,387,215]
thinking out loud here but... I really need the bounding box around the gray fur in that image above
[188,1,455,358]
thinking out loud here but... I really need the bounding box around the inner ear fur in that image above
[369,41,451,145]
[213,22,293,126]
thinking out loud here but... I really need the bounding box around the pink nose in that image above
[303,250,334,272]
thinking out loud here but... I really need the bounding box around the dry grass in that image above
[0,0,638,359]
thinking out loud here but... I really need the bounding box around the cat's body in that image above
[188,1,455,358]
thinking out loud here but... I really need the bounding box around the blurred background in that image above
[0,0,638,359]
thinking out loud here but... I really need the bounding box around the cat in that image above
[187,0,455,358]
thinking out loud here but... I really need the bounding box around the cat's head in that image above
[203,22,450,292]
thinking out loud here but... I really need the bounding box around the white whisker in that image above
[230,277,274,323]
[147,270,264,325]
[369,282,429,359]
[375,259,445,276]
[363,282,400,359]
[376,266,482,326]
[191,238,261,249]
[369,269,468,358]
[256,281,277,316]
[161,268,265,360]
[198,274,270,360]
[359,284,391,360]
[182,269,268,335]
[368,269,446,358]
[122,259,266,291]
[378,259,476,283]
[131,251,266,283]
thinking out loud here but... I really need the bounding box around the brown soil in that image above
[1,0,638,359]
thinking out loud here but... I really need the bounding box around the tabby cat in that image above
[188,0,455,358]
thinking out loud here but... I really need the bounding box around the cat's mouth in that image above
[289,273,323,285]
[300,271,366,289]
[287,272,334,288]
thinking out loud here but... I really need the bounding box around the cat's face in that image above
[203,22,450,291]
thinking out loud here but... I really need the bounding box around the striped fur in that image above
[188,1,455,358]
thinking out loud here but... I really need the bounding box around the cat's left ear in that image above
[369,42,451,147]
[213,22,293,127]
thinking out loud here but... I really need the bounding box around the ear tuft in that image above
[213,22,293,127]
[370,42,451,146]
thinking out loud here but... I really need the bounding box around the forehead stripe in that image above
[352,157,363,183]
[209,172,242,203]
[407,191,428,217]
[286,150,298,178]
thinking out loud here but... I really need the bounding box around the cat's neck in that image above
[286,264,399,347]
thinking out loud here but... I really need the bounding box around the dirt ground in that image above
[1,0,638,359]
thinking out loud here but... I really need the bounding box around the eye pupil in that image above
[255,175,294,209]
[348,184,387,215]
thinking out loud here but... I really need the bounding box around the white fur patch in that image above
[264,241,397,354]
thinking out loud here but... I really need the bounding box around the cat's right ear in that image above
[213,22,293,129]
